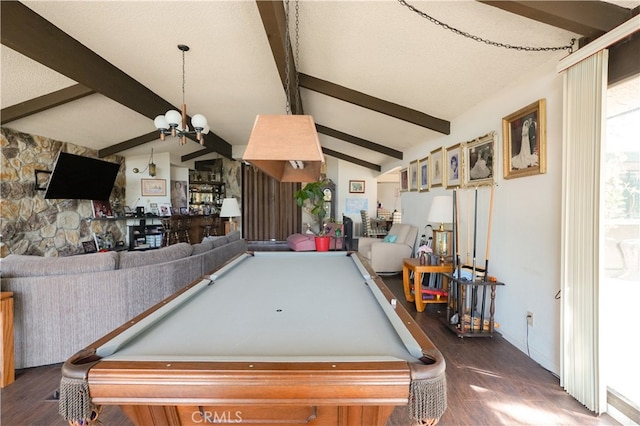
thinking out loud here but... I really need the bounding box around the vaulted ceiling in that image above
[2,1,638,173]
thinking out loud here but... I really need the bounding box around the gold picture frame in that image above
[445,143,462,189]
[464,132,496,187]
[399,168,409,192]
[502,99,547,179]
[409,160,418,191]
[418,156,429,192]
[430,147,444,188]
[141,179,167,196]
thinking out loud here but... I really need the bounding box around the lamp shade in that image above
[427,195,453,225]
[219,198,241,218]
[242,115,325,182]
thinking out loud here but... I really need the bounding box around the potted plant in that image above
[294,180,330,251]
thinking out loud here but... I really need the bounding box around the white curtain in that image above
[560,50,608,413]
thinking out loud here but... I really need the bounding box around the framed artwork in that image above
[82,240,97,253]
[429,147,444,188]
[141,179,167,196]
[409,160,418,191]
[349,180,365,193]
[502,98,547,179]
[159,204,171,216]
[399,168,409,192]
[464,132,496,187]
[446,143,462,189]
[91,200,112,218]
[418,156,429,192]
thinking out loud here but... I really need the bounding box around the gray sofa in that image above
[0,231,246,368]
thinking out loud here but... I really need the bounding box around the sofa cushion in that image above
[203,235,229,248]
[0,251,119,278]
[227,230,241,242]
[118,243,194,269]
[192,240,214,255]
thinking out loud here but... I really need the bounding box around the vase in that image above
[419,253,426,265]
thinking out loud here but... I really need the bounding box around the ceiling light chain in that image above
[397,0,576,53]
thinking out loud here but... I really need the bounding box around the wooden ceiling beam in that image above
[300,74,450,135]
[316,124,403,160]
[322,148,381,172]
[478,1,633,42]
[0,1,232,158]
[1,84,94,125]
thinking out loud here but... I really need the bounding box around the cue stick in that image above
[480,183,496,329]
[471,187,479,318]
[453,188,462,326]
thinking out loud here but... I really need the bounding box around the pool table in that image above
[60,251,446,426]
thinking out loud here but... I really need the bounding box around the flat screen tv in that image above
[44,152,120,200]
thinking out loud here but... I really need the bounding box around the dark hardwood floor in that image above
[1,272,618,426]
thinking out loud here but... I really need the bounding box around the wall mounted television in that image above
[44,152,121,200]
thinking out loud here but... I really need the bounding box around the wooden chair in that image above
[360,210,387,238]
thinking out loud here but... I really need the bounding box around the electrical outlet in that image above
[527,311,534,326]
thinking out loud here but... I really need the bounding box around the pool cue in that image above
[452,188,462,327]
[471,187,479,318]
[480,184,495,329]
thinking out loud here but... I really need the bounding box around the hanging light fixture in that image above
[242,0,324,182]
[154,44,209,145]
[148,149,156,177]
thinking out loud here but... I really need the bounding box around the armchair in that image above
[358,223,419,273]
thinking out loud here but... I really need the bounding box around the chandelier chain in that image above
[294,0,301,114]
[284,0,292,114]
[397,0,575,53]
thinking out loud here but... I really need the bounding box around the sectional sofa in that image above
[0,231,246,368]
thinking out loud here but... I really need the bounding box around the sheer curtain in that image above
[560,50,608,413]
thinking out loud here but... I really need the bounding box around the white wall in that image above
[396,60,563,374]
[124,151,172,211]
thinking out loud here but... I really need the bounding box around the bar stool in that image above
[182,217,192,244]
[161,218,172,247]
[201,216,214,238]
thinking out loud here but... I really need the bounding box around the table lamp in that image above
[427,195,453,262]
[220,198,241,234]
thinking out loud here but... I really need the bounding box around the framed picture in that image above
[141,179,166,196]
[149,202,159,216]
[418,156,429,192]
[430,147,444,188]
[464,132,496,187]
[349,180,365,193]
[82,240,97,253]
[408,160,418,192]
[91,200,112,218]
[446,143,462,189]
[159,204,171,216]
[399,168,409,192]
[502,98,547,179]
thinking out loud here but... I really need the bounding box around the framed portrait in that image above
[446,143,462,189]
[141,179,167,196]
[408,160,418,192]
[418,156,429,192]
[91,200,112,218]
[502,98,547,179]
[399,168,409,192]
[430,147,444,188]
[464,132,496,187]
[349,180,365,193]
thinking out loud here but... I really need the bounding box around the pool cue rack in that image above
[444,187,505,338]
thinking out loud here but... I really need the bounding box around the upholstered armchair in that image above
[357,223,419,273]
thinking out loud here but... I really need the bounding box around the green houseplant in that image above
[294,180,333,251]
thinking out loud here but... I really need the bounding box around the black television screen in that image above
[44,152,120,200]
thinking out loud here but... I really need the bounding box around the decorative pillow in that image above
[382,235,398,243]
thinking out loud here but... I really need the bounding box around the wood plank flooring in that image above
[0,274,618,425]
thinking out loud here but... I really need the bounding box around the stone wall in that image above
[0,127,126,257]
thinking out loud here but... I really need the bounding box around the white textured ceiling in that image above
[1,1,635,170]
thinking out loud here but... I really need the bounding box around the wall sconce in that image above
[133,148,156,177]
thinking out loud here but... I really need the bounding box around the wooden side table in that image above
[402,258,453,312]
[1,291,15,387]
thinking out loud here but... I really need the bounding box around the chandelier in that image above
[154,44,209,145]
